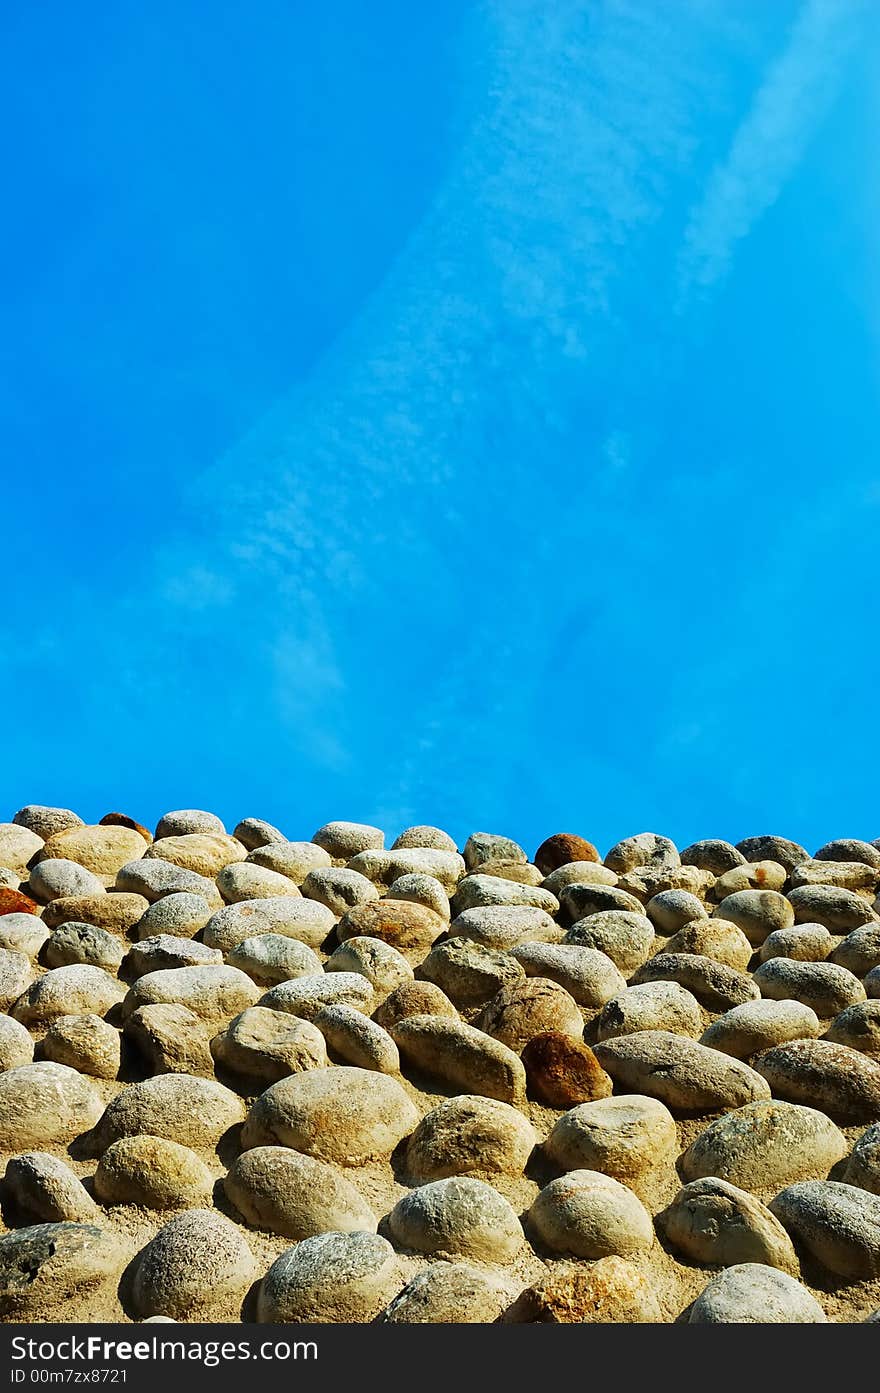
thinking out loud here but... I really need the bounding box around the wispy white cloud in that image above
[677,0,863,301]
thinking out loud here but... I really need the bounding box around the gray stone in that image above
[844,1123,880,1195]
[735,837,809,873]
[0,912,49,958]
[646,889,707,934]
[788,883,878,931]
[593,1032,771,1113]
[116,857,222,906]
[418,938,525,1006]
[123,935,224,978]
[680,1100,848,1196]
[758,923,834,963]
[210,1006,328,1082]
[0,948,32,1010]
[510,942,625,1007]
[0,1223,127,1321]
[753,1038,880,1122]
[700,1000,821,1059]
[825,1001,880,1057]
[380,1264,515,1324]
[259,972,373,1022]
[791,859,880,893]
[247,840,332,883]
[301,866,379,915]
[202,897,335,952]
[131,1209,255,1320]
[604,833,679,873]
[241,1066,419,1164]
[88,1073,245,1154]
[312,821,385,859]
[462,832,526,871]
[542,862,618,894]
[527,1170,653,1259]
[131,892,214,941]
[657,1178,798,1271]
[450,905,562,951]
[595,981,703,1041]
[753,958,865,1016]
[372,982,458,1031]
[714,890,795,946]
[3,1153,98,1224]
[385,874,450,920]
[831,924,880,976]
[387,1177,522,1262]
[392,825,458,853]
[0,1063,103,1149]
[122,964,260,1025]
[769,1181,880,1278]
[680,840,746,874]
[12,965,124,1025]
[155,809,226,838]
[232,817,287,850]
[558,883,645,922]
[391,1015,526,1103]
[632,953,759,1010]
[404,1095,537,1181]
[12,805,82,840]
[94,1135,214,1209]
[451,874,558,916]
[313,1004,400,1073]
[688,1263,825,1323]
[123,1003,214,1077]
[224,1146,377,1239]
[216,861,301,904]
[815,839,880,867]
[44,922,125,973]
[228,934,322,986]
[348,848,465,893]
[543,1095,677,1185]
[257,1232,402,1324]
[28,859,105,903]
[325,936,414,994]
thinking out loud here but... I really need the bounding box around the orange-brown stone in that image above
[0,887,39,916]
[535,834,600,876]
[99,813,153,843]
[521,1030,613,1107]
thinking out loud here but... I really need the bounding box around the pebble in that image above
[735,836,808,872]
[259,972,373,1022]
[0,912,49,958]
[241,1066,419,1164]
[0,948,32,1010]
[348,848,465,893]
[680,839,746,874]
[202,897,335,952]
[123,1003,214,1076]
[604,833,679,873]
[392,825,458,853]
[788,883,878,931]
[632,953,759,1010]
[753,1038,880,1122]
[210,1006,328,1081]
[116,858,222,906]
[300,866,380,915]
[3,1153,98,1224]
[527,1170,654,1259]
[450,904,562,950]
[714,889,795,945]
[224,1145,377,1239]
[474,978,584,1050]
[144,832,246,878]
[0,1062,103,1149]
[123,935,224,977]
[825,1001,880,1056]
[45,922,125,973]
[123,964,261,1025]
[543,1094,677,1185]
[247,840,332,883]
[12,964,124,1025]
[542,861,618,893]
[595,981,703,1041]
[844,1123,880,1194]
[753,958,866,1016]
[312,821,385,859]
[384,873,450,921]
[404,1095,537,1181]
[43,892,150,934]
[28,858,106,903]
[688,1263,825,1323]
[521,1033,613,1106]
[534,833,600,875]
[41,1013,121,1079]
[831,923,880,975]
[380,1263,515,1324]
[558,883,645,921]
[503,1256,662,1323]
[657,1177,798,1272]
[313,1003,400,1073]
[645,889,707,934]
[0,822,45,872]
[700,1000,821,1058]
[511,942,625,1007]
[217,862,301,904]
[228,933,322,986]
[593,1031,771,1113]
[371,981,458,1030]
[325,936,413,994]
[815,838,880,867]
[257,1232,402,1324]
[38,825,148,882]
[478,858,544,886]
[0,1015,33,1070]
[663,917,753,971]
[88,1073,245,1153]
[391,1015,526,1102]
[0,1223,127,1321]
[387,1176,523,1262]
[94,1135,214,1209]
[12,805,82,839]
[131,1209,256,1320]
[463,832,526,871]
[335,899,446,956]
[680,1100,849,1194]
[451,874,559,916]
[769,1181,880,1278]
[758,923,835,962]
[713,861,787,897]
[155,810,226,839]
[232,817,287,850]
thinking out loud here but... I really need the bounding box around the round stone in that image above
[825,1001,880,1057]
[116,859,221,906]
[0,822,45,872]
[88,1074,245,1153]
[534,834,600,875]
[815,839,880,867]
[232,817,287,850]
[259,972,373,1022]
[12,965,124,1026]
[714,890,795,946]
[13,805,82,840]
[418,938,524,1007]
[663,918,753,971]
[452,875,558,916]
[122,964,261,1025]
[700,1000,821,1059]
[788,884,878,931]
[0,912,49,958]
[335,899,445,956]
[680,1100,848,1195]
[450,905,561,951]
[380,1264,515,1324]
[37,825,148,882]
[753,1038,880,1122]
[44,922,125,973]
[28,859,106,903]
[769,1181,880,1278]
[0,1015,34,1070]
[313,1004,399,1073]
[387,1177,523,1262]
[404,1095,537,1181]
[503,1256,662,1323]
[646,889,707,934]
[604,833,679,874]
[632,953,758,1011]
[593,1032,771,1113]
[527,1170,653,1259]
[301,867,380,915]
[735,837,808,872]
[384,873,450,921]
[210,1007,328,1081]
[3,1153,98,1224]
[542,862,619,893]
[43,893,150,934]
[132,893,216,942]
[123,935,224,977]
[0,1063,103,1149]
[474,978,584,1050]
[759,924,835,963]
[510,943,625,1008]
[202,897,335,952]
[372,981,457,1030]
[0,1224,127,1320]
[680,840,746,874]
[391,1016,526,1103]
[392,825,458,853]
[595,981,703,1041]
[558,883,644,922]
[563,911,654,974]
[753,958,866,1016]
[241,1066,419,1164]
[155,810,225,839]
[217,862,301,904]
[832,925,880,976]
[688,1263,825,1323]
[312,821,385,859]
[41,1013,120,1080]
[228,934,322,986]
[463,832,527,872]
[224,1146,377,1239]
[257,1232,401,1324]
[0,948,32,1010]
[247,840,332,883]
[544,1095,677,1185]
[844,1124,880,1194]
[657,1178,798,1272]
[131,1209,256,1320]
[521,1033,613,1107]
[325,937,414,994]
[94,1135,214,1209]
[124,1003,214,1077]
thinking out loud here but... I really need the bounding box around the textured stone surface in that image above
[680,1100,848,1196]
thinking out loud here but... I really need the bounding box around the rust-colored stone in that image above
[503,1256,661,1322]
[0,887,39,916]
[99,812,153,843]
[521,1030,612,1107]
[534,834,600,876]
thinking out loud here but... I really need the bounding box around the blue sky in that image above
[3,0,879,856]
